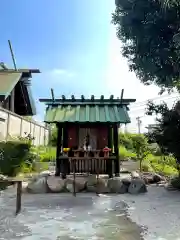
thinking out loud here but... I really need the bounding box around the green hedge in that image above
[0,140,31,177]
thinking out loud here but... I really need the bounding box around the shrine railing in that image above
[69,157,115,174]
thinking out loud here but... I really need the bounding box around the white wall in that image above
[0,107,49,145]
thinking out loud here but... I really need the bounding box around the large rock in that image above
[121,178,132,187]
[128,178,147,194]
[47,176,65,193]
[131,171,141,179]
[108,177,128,194]
[86,175,98,192]
[30,171,51,183]
[153,173,166,183]
[96,179,110,193]
[27,176,48,193]
[39,170,51,177]
[65,177,86,193]
[87,175,97,186]
[86,176,109,193]
[142,172,166,184]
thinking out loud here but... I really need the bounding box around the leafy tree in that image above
[112,0,180,92]
[48,124,57,146]
[119,132,150,169]
[146,100,180,173]
[130,134,150,171]
[119,132,133,150]
[162,0,180,7]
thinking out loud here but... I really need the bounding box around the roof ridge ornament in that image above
[120,89,124,105]
[51,88,55,102]
[71,95,75,101]
[81,95,85,101]
[100,95,104,100]
[91,95,95,101]
[110,95,114,100]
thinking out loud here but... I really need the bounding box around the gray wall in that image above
[0,107,49,145]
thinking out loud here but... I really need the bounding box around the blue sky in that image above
[0,0,172,132]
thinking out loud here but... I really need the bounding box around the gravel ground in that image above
[0,185,180,239]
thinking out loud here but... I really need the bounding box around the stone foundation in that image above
[25,172,148,195]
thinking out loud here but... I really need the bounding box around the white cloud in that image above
[50,68,76,78]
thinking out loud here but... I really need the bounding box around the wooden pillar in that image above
[108,125,113,148]
[62,124,70,177]
[107,125,113,178]
[113,124,120,176]
[55,124,62,176]
[62,124,68,148]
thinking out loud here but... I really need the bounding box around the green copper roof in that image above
[44,105,131,123]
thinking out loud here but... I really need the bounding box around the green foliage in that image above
[119,145,137,160]
[0,135,56,178]
[119,132,149,152]
[153,162,178,175]
[49,125,57,146]
[131,134,149,156]
[170,176,180,188]
[119,133,150,161]
[162,0,180,7]
[31,146,56,162]
[112,0,180,92]
[119,132,178,175]
[119,132,133,150]
[144,154,178,175]
[146,100,180,163]
[129,134,150,171]
[141,162,154,172]
[0,140,31,177]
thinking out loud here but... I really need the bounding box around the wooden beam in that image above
[39,98,136,104]
[0,69,40,73]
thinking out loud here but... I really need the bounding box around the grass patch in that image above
[143,154,178,176]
